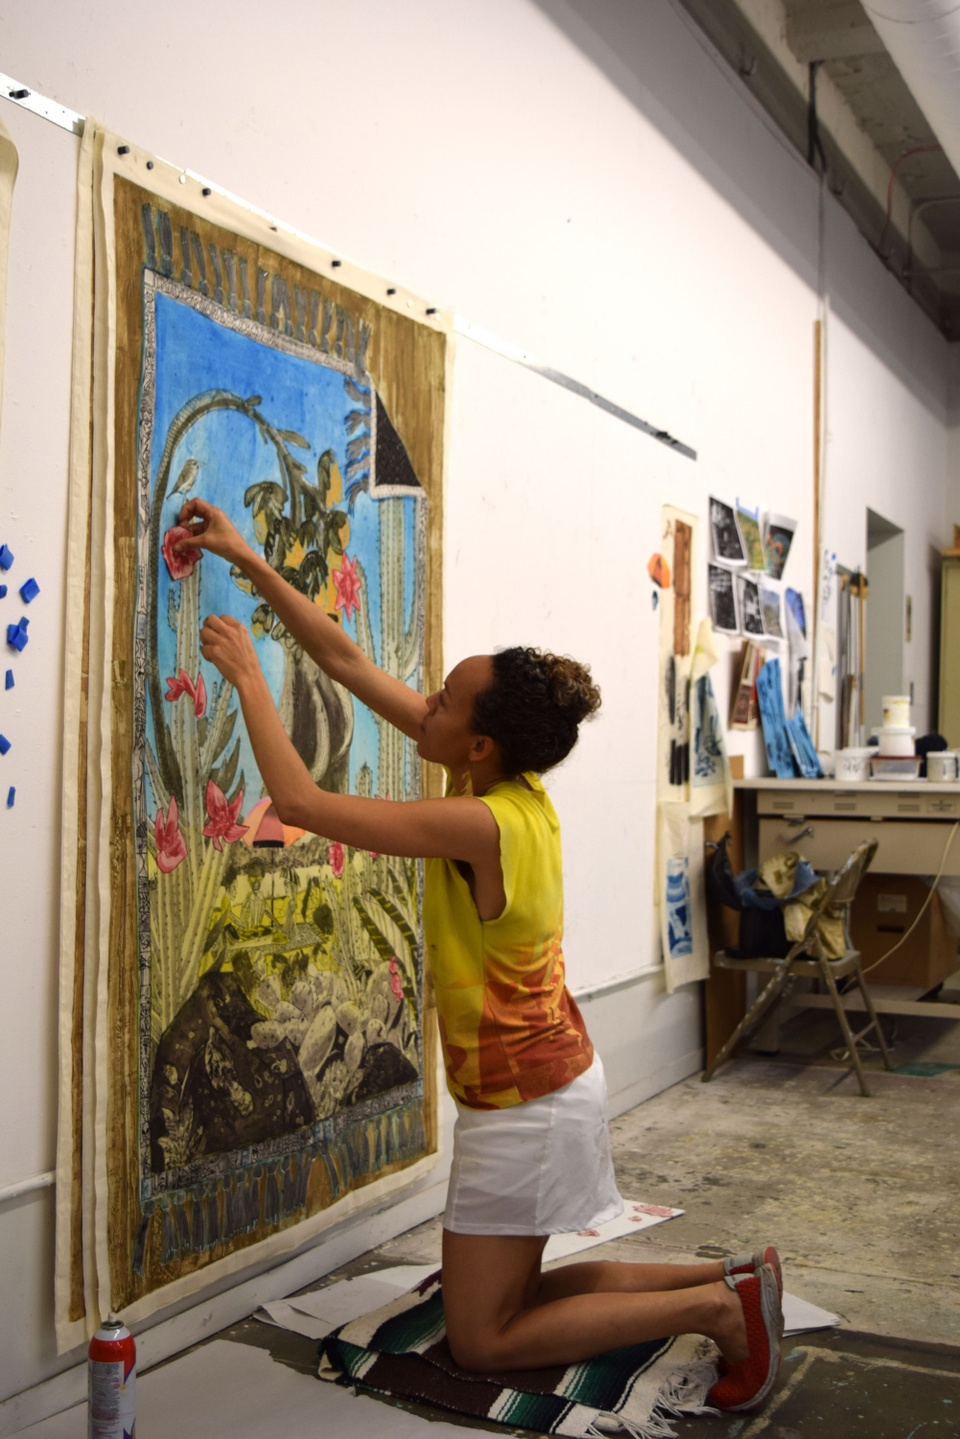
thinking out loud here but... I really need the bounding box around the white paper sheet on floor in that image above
[19,1338,498,1439]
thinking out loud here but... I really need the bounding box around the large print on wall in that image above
[56,128,447,1343]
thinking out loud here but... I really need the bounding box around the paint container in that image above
[872,725,915,757]
[835,747,872,782]
[88,1316,136,1438]
[927,751,959,782]
[871,755,922,781]
[881,694,911,728]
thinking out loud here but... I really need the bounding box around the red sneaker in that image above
[708,1263,783,1413]
[723,1245,783,1298]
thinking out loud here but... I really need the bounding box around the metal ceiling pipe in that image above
[862,2,960,180]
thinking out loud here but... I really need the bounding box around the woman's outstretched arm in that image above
[199,613,496,864]
[178,497,428,739]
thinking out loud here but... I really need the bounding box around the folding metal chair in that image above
[702,840,893,1096]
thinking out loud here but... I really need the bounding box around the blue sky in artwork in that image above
[142,289,418,810]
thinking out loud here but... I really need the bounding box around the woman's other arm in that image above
[199,613,496,864]
[178,498,428,739]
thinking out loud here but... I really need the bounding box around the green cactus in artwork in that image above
[146,389,351,1041]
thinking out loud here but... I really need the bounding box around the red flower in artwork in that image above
[165,667,207,718]
[192,671,207,719]
[328,840,345,878]
[155,795,187,874]
[203,781,248,851]
[332,553,362,622]
[388,957,404,1002]
[162,525,201,581]
[165,668,193,702]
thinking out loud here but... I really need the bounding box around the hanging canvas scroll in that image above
[653,505,710,992]
[56,126,448,1344]
[0,116,18,438]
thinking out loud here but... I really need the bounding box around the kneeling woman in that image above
[177,498,782,1415]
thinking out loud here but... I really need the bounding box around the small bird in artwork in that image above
[171,457,202,498]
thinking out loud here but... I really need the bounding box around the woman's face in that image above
[417,655,494,766]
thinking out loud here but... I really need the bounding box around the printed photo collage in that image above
[707,496,801,644]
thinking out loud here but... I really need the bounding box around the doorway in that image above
[864,509,906,735]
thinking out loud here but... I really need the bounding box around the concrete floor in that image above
[200,1001,960,1435]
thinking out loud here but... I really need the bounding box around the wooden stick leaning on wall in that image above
[812,319,823,748]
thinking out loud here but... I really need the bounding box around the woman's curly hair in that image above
[472,646,601,775]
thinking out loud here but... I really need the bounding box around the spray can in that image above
[87,1315,136,1439]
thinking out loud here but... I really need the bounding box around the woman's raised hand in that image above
[199,613,261,688]
[176,498,248,563]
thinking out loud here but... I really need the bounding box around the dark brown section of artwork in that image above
[105,177,443,1310]
[672,520,691,657]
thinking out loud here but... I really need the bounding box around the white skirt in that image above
[443,1053,624,1236]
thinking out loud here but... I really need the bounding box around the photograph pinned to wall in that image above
[756,657,796,778]
[784,588,809,714]
[737,573,764,637]
[729,640,761,731]
[709,497,746,566]
[735,501,765,570]
[707,562,738,635]
[762,513,796,581]
[758,581,784,639]
[656,801,708,993]
[688,619,732,821]
[785,588,806,638]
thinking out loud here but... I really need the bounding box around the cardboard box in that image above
[850,875,958,990]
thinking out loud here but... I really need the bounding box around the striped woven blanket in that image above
[317,1271,717,1438]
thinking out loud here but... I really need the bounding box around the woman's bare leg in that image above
[441,1229,747,1374]
[536,1258,726,1302]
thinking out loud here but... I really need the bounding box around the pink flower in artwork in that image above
[328,840,345,878]
[577,1229,600,1238]
[155,795,187,874]
[165,668,195,702]
[202,781,248,851]
[332,552,362,622]
[389,957,404,1001]
[164,667,207,718]
[162,525,201,581]
[193,670,207,718]
[631,1204,677,1220]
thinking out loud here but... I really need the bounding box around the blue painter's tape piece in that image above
[0,585,6,598]
[6,624,28,651]
[6,787,13,807]
[0,734,10,755]
[0,545,13,570]
[4,670,12,690]
[19,577,39,603]
[18,616,28,630]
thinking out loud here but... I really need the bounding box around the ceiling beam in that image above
[785,4,885,64]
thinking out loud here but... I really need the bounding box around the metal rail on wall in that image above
[1,71,697,462]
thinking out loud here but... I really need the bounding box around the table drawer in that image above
[758,817,960,875]
[756,788,960,820]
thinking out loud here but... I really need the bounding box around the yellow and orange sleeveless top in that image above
[423,773,593,1110]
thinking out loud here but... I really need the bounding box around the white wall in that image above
[0,0,954,1421]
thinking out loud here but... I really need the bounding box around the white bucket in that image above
[927,751,958,782]
[882,694,911,728]
[835,747,872,782]
[873,725,915,757]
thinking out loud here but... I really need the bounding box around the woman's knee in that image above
[445,1317,510,1372]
